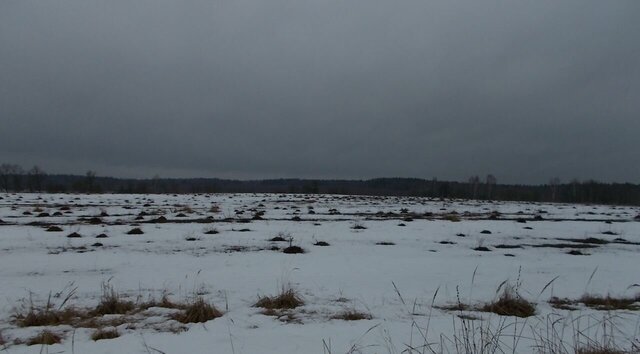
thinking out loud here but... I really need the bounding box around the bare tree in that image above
[468,175,480,199]
[485,174,497,199]
[27,165,46,192]
[84,170,97,192]
[0,163,22,192]
[549,177,561,202]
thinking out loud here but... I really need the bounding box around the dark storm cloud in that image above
[1,0,639,183]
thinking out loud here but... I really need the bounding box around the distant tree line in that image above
[1,163,640,205]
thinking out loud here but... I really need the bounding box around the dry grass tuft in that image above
[91,284,134,315]
[172,297,222,324]
[549,296,579,310]
[579,294,640,311]
[91,328,120,341]
[14,306,84,327]
[479,288,536,318]
[331,310,372,321]
[576,345,626,354]
[255,288,304,310]
[27,330,62,346]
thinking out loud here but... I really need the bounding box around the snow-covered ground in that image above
[0,193,639,353]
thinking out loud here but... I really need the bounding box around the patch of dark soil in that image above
[127,228,144,235]
[532,243,599,249]
[494,244,523,249]
[149,216,167,223]
[567,250,589,255]
[473,246,491,252]
[283,246,305,254]
[556,237,609,245]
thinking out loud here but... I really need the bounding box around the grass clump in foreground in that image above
[27,330,62,346]
[13,290,84,327]
[255,288,304,310]
[15,306,83,327]
[479,286,536,318]
[91,328,120,341]
[172,297,222,324]
[91,284,135,316]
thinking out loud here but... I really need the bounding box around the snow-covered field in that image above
[0,193,639,353]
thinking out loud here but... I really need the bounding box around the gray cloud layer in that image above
[1,0,639,183]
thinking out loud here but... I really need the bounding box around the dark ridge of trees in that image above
[1,164,640,205]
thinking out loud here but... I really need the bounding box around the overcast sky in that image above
[1,0,639,184]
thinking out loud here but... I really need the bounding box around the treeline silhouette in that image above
[1,164,640,205]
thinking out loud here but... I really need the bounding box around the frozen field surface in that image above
[0,193,639,353]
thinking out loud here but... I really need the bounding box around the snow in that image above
[0,193,639,353]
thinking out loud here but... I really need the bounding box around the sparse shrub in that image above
[27,330,62,346]
[91,328,119,341]
[172,297,222,324]
[254,288,303,310]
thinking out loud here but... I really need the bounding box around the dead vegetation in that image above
[331,310,372,321]
[91,284,134,315]
[551,293,640,311]
[255,288,304,310]
[480,291,536,317]
[171,297,222,324]
[91,328,120,341]
[27,330,62,346]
